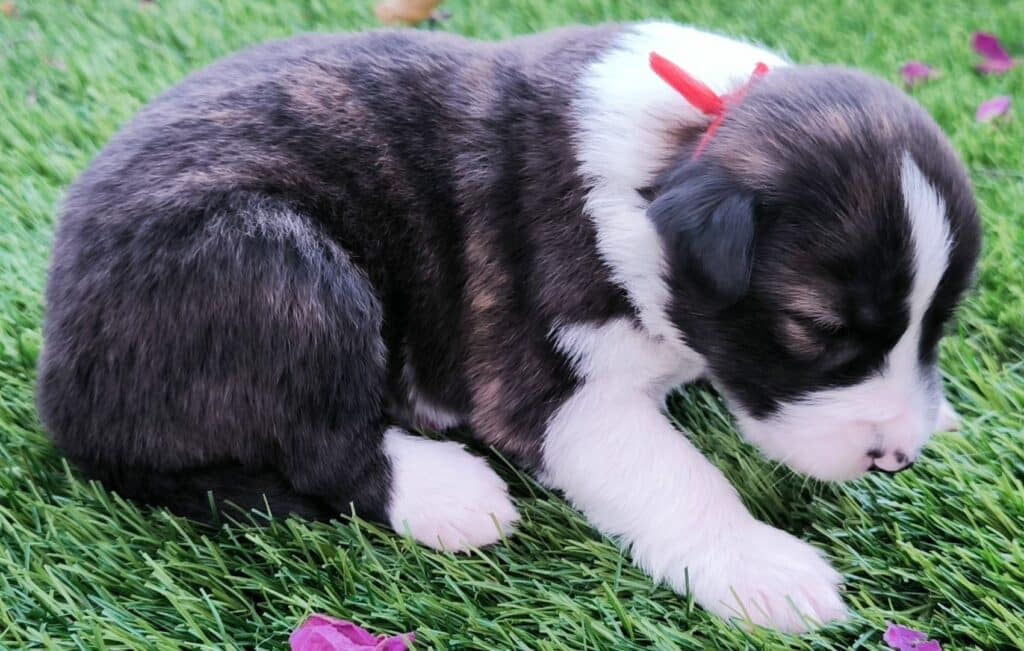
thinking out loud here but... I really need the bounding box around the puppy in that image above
[37,22,980,632]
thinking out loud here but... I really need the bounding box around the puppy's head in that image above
[648,67,981,481]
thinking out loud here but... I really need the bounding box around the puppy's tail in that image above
[76,462,337,524]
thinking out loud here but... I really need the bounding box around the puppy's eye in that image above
[779,317,826,359]
[780,315,861,369]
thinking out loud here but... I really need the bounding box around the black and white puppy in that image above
[38,22,981,632]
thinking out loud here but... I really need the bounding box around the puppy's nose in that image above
[867,449,915,474]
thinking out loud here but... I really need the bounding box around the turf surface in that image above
[1,0,1022,648]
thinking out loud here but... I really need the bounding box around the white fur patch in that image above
[542,319,845,632]
[551,318,705,398]
[902,152,953,323]
[384,428,518,551]
[572,22,788,346]
[879,154,952,411]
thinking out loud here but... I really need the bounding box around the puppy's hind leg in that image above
[41,192,517,540]
[40,193,394,523]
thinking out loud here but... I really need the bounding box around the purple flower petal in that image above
[976,95,1012,123]
[884,623,928,651]
[972,32,1015,75]
[290,615,415,651]
[915,641,942,651]
[901,61,937,87]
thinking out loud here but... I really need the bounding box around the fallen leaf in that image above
[915,641,942,651]
[976,95,1012,122]
[900,61,938,87]
[1,1,16,18]
[972,32,1016,74]
[884,623,928,651]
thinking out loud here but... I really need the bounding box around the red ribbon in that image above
[649,52,769,158]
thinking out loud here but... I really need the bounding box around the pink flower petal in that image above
[884,623,928,651]
[901,61,937,87]
[915,641,942,651]
[976,95,1012,123]
[977,58,1016,74]
[290,625,360,651]
[290,615,415,651]
[376,635,416,651]
[973,32,1012,62]
[972,32,1015,75]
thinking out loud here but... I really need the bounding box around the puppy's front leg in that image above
[541,382,848,633]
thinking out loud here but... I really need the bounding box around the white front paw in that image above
[688,521,847,633]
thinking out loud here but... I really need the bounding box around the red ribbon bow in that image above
[649,52,769,159]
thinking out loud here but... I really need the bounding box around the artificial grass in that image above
[1,0,1022,648]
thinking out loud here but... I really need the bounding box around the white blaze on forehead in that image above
[876,153,951,389]
[901,152,953,327]
[883,152,953,383]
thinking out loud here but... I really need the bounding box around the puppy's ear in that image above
[647,166,756,307]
